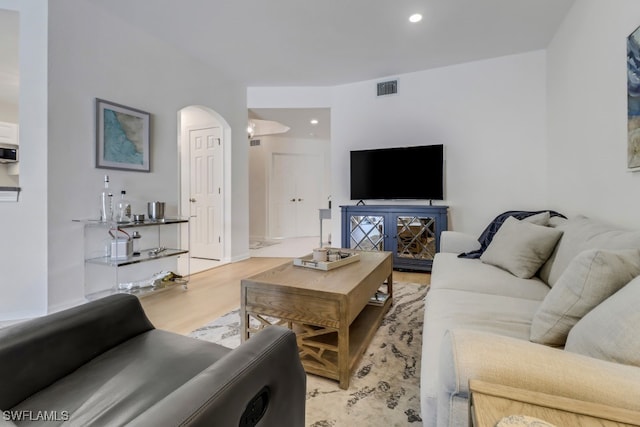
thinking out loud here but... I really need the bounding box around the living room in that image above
[2,0,640,424]
[4,0,638,319]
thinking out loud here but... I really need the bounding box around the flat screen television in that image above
[350,144,444,201]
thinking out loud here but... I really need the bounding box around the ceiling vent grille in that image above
[249,139,261,147]
[377,80,398,96]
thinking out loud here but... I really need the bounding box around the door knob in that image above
[189,198,197,203]
[290,198,296,202]
[298,198,303,201]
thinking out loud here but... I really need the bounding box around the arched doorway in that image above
[178,105,231,273]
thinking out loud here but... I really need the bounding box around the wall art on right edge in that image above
[627,25,640,170]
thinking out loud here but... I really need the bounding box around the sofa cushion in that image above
[523,211,550,225]
[459,210,565,259]
[565,275,640,367]
[12,330,231,425]
[539,216,640,287]
[530,248,640,346]
[421,288,541,423]
[431,253,550,301]
[480,216,563,279]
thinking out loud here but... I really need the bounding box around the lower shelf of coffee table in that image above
[291,298,392,383]
[244,297,391,388]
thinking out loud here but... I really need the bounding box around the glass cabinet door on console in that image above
[341,205,448,272]
[349,215,385,251]
[396,215,437,261]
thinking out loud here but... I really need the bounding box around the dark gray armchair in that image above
[0,294,306,426]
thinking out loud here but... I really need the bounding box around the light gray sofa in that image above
[421,214,640,427]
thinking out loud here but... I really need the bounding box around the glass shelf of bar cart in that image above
[73,218,190,300]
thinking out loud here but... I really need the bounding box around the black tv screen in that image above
[350,144,444,200]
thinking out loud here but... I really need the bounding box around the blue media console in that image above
[341,204,449,272]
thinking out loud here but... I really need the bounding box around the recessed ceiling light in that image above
[310,119,319,125]
[409,13,422,23]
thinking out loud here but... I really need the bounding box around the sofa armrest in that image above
[437,329,640,427]
[439,231,480,254]
[0,294,154,409]
[128,326,306,427]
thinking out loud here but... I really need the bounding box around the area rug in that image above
[189,282,428,426]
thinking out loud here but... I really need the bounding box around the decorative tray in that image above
[293,249,360,271]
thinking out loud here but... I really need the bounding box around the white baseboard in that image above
[48,297,87,315]
[230,253,250,263]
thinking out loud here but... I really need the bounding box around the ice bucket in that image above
[148,201,165,220]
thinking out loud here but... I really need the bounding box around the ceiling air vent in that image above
[249,139,261,147]
[377,79,398,96]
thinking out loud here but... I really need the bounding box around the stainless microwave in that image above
[0,143,18,163]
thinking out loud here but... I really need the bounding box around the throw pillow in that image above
[530,248,640,346]
[539,215,640,287]
[480,216,563,279]
[565,275,640,367]
[522,211,550,226]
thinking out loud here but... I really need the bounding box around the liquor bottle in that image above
[99,175,113,222]
[116,190,132,223]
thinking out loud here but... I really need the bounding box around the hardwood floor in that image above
[140,257,430,335]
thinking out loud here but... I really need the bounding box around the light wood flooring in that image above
[140,257,430,335]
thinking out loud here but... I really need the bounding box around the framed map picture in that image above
[96,98,150,172]
[627,26,640,170]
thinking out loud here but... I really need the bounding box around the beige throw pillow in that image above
[480,216,563,279]
[530,248,640,346]
[565,275,640,367]
[522,211,550,226]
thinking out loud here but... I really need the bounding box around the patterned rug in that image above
[189,282,428,426]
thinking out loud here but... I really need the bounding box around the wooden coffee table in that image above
[240,250,393,389]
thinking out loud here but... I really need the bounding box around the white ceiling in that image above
[2,1,576,136]
[249,108,331,140]
[88,0,576,86]
[88,0,576,139]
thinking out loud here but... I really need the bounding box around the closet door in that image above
[269,153,322,238]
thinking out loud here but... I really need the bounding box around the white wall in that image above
[249,52,549,241]
[46,0,248,313]
[331,51,550,239]
[249,139,267,240]
[547,0,640,228]
[0,0,48,320]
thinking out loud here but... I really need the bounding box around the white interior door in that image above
[270,153,297,238]
[269,153,322,238]
[295,157,322,236]
[189,127,223,259]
